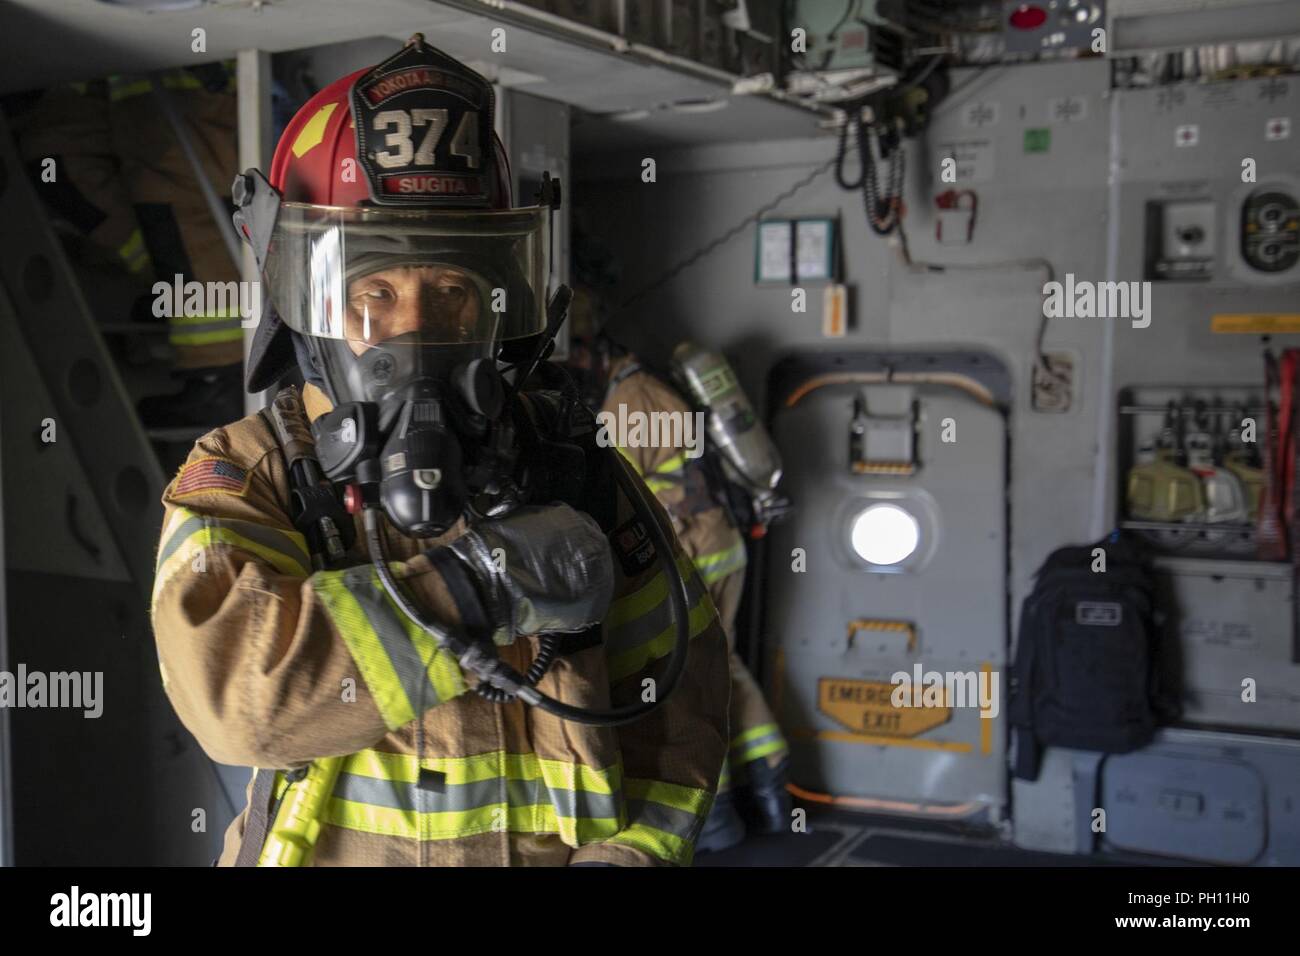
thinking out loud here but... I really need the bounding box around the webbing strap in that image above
[234,768,278,867]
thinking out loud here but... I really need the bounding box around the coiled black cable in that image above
[473,633,561,704]
[835,104,905,236]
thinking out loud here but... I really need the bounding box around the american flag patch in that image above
[172,458,250,498]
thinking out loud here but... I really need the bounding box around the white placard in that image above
[758,220,834,282]
[934,139,994,184]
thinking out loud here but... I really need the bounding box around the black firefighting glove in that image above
[427,503,615,646]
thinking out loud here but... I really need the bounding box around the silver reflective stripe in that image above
[605,570,706,658]
[156,512,311,576]
[155,514,206,570]
[337,565,442,714]
[527,780,622,823]
[334,772,623,820]
[625,798,703,841]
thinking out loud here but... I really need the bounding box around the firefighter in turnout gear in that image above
[149,37,730,866]
[123,65,247,427]
[11,65,246,427]
[566,283,791,853]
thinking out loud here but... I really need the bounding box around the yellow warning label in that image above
[1212,313,1300,334]
[817,678,951,738]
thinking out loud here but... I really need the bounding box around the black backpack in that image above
[1009,534,1180,781]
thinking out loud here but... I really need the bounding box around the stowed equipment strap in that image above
[259,386,355,569]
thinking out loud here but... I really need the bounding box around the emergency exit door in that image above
[762,352,1009,820]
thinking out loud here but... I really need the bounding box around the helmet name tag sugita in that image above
[385,173,480,196]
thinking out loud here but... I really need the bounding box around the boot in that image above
[736,755,792,835]
[694,787,746,854]
[138,364,245,429]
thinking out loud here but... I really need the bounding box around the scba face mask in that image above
[262,204,550,536]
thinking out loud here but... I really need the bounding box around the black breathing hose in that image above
[365,444,695,727]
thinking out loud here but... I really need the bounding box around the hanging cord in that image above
[835,103,905,236]
[473,635,562,704]
[609,158,838,332]
[892,217,1063,382]
[864,123,906,235]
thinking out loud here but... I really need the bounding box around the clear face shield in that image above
[262,202,551,407]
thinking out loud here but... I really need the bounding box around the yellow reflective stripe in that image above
[168,312,245,346]
[607,595,714,681]
[738,738,787,763]
[340,750,621,792]
[109,79,152,100]
[730,720,788,764]
[327,798,521,840]
[156,509,310,573]
[313,572,418,730]
[312,566,467,729]
[731,722,779,748]
[169,327,246,346]
[625,777,712,816]
[606,552,698,629]
[324,749,625,843]
[651,452,687,476]
[340,748,422,783]
[693,538,748,584]
[424,642,466,705]
[152,512,311,606]
[607,823,694,866]
[614,777,714,866]
[606,571,716,682]
[391,589,465,706]
[208,528,304,574]
[109,71,204,101]
[117,230,149,273]
[619,450,685,493]
[327,798,621,842]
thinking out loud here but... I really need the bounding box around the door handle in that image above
[846,618,917,653]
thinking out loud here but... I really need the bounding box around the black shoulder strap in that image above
[259,386,355,566]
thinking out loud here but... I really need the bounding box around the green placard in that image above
[1024,128,1051,153]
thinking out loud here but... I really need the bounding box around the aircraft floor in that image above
[694,809,1197,867]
